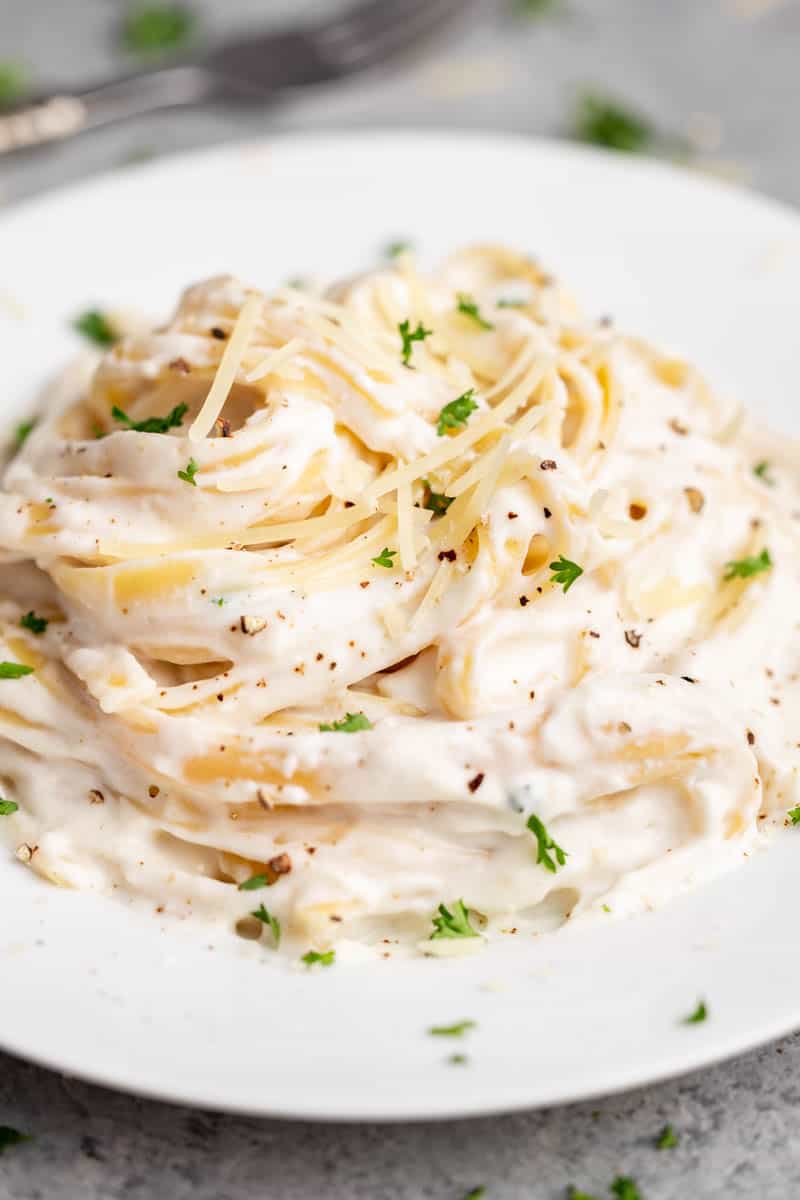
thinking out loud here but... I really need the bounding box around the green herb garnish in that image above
[449,1053,469,1065]
[463,1190,486,1200]
[73,309,118,347]
[0,800,19,816]
[371,547,398,569]
[302,949,335,967]
[177,458,199,486]
[112,402,188,434]
[788,806,800,825]
[386,240,412,259]
[0,63,28,109]
[526,813,567,873]
[549,554,584,593]
[238,874,269,891]
[430,900,479,940]
[20,611,47,635]
[574,93,653,153]
[515,0,559,15]
[398,319,433,367]
[251,904,281,946]
[683,999,708,1025]
[456,294,494,331]
[422,480,454,516]
[210,597,226,607]
[0,662,34,679]
[656,1123,678,1150]
[437,389,478,436]
[319,711,373,733]
[611,1178,642,1200]
[0,1126,31,1155]
[724,548,772,580]
[753,460,774,486]
[567,1189,600,1200]
[428,1020,476,1037]
[496,297,528,309]
[14,420,35,448]
[122,4,196,55]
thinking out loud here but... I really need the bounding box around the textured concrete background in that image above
[1,1,800,1197]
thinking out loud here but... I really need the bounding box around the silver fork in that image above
[0,0,468,156]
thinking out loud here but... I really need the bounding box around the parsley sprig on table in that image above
[0,1126,31,1155]
[574,93,653,153]
[526,813,567,873]
[456,294,494,331]
[683,999,708,1024]
[656,1123,678,1150]
[549,554,584,593]
[0,62,28,109]
[112,402,188,434]
[398,319,433,367]
[122,4,196,55]
[430,900,479,940]
[319,712,373,733]
[724,548,772,580]
[428,1020,476,1037]
[437,389,478,436]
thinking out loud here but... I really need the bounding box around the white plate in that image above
[2,132,800,1121]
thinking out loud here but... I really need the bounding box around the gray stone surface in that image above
[1,0,800,1196]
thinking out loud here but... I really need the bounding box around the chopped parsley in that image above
[496,297,528,309]
[0,662,34,679]
[0,63,28,109]
[422,480,454,517]
[177,457,199,486]
[386,240,412,259]
[122,4,196,55]
[456,293,494,331]
[0,1126,31,1154]
[210,597,226,607]
[788,806,800,825]
[398,319,433,367]
[0,800,19,816]
[610,1178,642,1200]
[302,949,335,967]
[437,389,478,437]
[574,93,653,154]
[430,899,479,940]
[14,420,35,448]
[515,0,559,14]
[428,1019,476,1037]
[73,309,118,347]
[20,611,48,635]
[463,1190,486,1200]
[449,1053,469,1065]
[724,548,772,580]
[567,1190,600,1200]
[683,999,708,1024]
[238,873,269,891]
[526,813,567,873]
[112,402,188,434]
[656,1123,678,1150]
[251,903,281,947]
[319,712,373,733]
[753,460,774,486]
[549,554,584,593]
[371,547,398,569]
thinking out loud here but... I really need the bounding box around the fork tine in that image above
[317,0,470,73]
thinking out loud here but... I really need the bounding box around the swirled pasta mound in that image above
[1,245,798,958]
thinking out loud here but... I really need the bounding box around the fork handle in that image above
[0,66,214,156]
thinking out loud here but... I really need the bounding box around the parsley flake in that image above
[0,662,34,679]
[14,420,35,448]
[238,874,269,891]
[428,1020,476,1037]
[398,319,433,367]
[251,903,281,946]
[430,899,479,940]
[422,480,454,517]
[753,460,775,486]
[463,1190,486,1200]
[319,711,373,733]
[177,457,199,486]
[724,548,772,580]
[683,999,708,1024]
[567,1189,600,1200]
[122,4,196,55]
[302,949,335,967]
[656,1123,678,1150]
[526,813,567,873]
[788,806,800,825]
[449,1053,469,1065]
[386,240,412,259]
[73,309,118,347]
[437,389,478,437]
[456,294,494,331]
[0,1126,31,1155]
[574,93,653,153]
[112,402,188,434]
[371,547,397,569]
[496,297,528,309]
[0,800,19,816]
[515,0,559,14]
[549,554,584,593]
[0,63,28,110]
[610,1177,642,1200]
[20,611,47,635]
